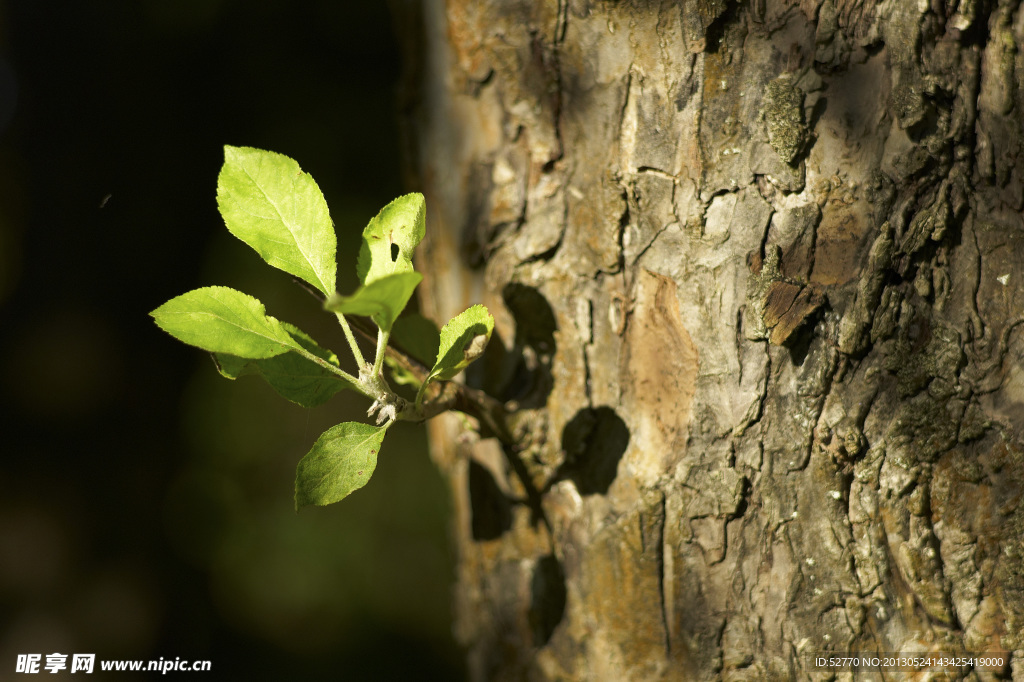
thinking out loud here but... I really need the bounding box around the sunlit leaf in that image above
[295,422,388,510]
[151,286,295,359]
[356,193,425,285]
[428,304,494,383]
[217,145,336,295]
[323,272,422,333]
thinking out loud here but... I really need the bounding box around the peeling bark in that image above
[392,0,1024,678]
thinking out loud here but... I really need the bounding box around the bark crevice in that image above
[393,0,1024,676]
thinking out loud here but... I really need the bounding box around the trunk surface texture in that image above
[392,0,1024,679]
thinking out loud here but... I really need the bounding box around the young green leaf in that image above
[294,422,388,510]
[323,271,422,333]
[391,313,441,367]
[217,145,336,296]
[356,193,425,284]
[150,286,296,358]
[428,304,494,383]
[213,323,349,407]
[383,356,420,387]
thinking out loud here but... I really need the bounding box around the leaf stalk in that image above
[335,312,368,370]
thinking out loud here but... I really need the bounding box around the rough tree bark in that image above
[391,0,1024,679]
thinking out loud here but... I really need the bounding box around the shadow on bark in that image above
[554,406,630,496]
[497,283,556,408]
[529,554,567,647]
[466,283,562,542]
[469,459,513,541]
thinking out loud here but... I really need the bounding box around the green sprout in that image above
[151,146,494,510]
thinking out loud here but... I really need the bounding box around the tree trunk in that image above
[392,0,1024,678]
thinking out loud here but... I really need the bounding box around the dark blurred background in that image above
[0,1,462,679]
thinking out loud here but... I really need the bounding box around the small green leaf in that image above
[391,314,441,366]
[151,286,296,358]
[295,422,388,510]
[383,356,420,387]
[428,304,494,383]
[213,323,349,407]
[217,145,336,296]
[323,271,422,332]
[357,193,425,285]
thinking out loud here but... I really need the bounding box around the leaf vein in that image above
[239,165,330,294]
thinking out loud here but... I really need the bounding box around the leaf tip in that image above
[222,144,243,164]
